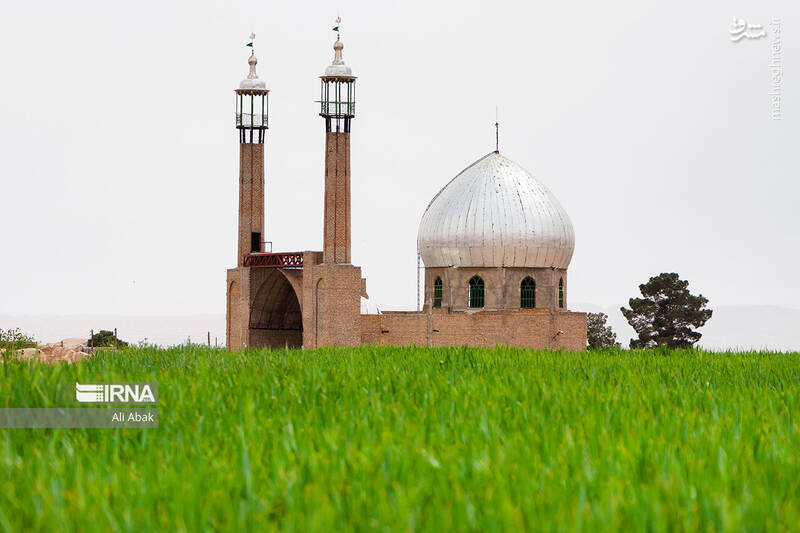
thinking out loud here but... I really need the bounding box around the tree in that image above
[621,273,712,349]
[0,328,36,349]
[587,312,620,349]
[89,330,128,348]
[1,328,36,374]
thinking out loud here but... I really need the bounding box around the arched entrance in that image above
[249,269,303,349]
[227,281,242,348]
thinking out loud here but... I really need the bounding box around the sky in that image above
[0,0,797,322]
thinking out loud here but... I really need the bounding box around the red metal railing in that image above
[243,252,304,268]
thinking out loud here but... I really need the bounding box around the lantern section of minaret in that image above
[319,24,356,133]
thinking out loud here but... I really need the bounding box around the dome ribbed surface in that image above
[417,152,575,268]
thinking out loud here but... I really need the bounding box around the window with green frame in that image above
[433,277,443,308]
[521,276,536,308]
[468,276,485,308]
[558,277,564,308]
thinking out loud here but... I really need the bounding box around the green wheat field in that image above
[1,346,799,531]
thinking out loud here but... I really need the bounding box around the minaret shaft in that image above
[237,143,265,266]
[323,132,351,263]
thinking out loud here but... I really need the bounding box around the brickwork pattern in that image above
[238,143,265,266]
[226,268,250,349]
[249,329,303,348]
[323,132,351,264]
[226,275,242,349]
[361,309,586,351]
[303,261,365,348]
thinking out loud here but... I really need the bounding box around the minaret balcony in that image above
[236,112,269,128]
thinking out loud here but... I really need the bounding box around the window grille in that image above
[468,276,485,308]
[558,278,564,308]
[521,277,536,308]
[433,277,443,308]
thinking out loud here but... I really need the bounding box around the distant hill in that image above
[574,303,800,352]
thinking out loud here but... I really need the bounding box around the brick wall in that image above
[249,329,303,349]
[360,308,586,350]
[303,260,366,348]
[360,313,428,346]
[226,267,251,350]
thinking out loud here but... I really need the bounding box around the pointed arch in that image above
[468,276,484,308]
[227,281,242,349]
[521,276,536,309]
[249,270,303,348]
[433,277,443,308]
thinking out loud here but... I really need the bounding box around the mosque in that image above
[225,31,587,351]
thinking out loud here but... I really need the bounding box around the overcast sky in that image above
[0,0,797,319]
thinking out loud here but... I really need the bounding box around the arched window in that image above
[521,277,536,308]
[433,277,443,308]
[558,277,564,308]
[468,276,485,308]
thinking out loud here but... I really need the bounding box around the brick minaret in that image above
[303,24,366,348]
[235,49,269,266]
[226,39,270,350]
[323,131,351,263]
[320,30,356,264]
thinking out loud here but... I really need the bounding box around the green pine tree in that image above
[621,273,712,349]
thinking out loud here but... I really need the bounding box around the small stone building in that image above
[226,33,587,351]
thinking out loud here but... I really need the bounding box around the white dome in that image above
[417,152,575,268]
[325,63,353,76]
[239,78,267,90]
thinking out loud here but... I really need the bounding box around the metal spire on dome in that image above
[495,106,500,153]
